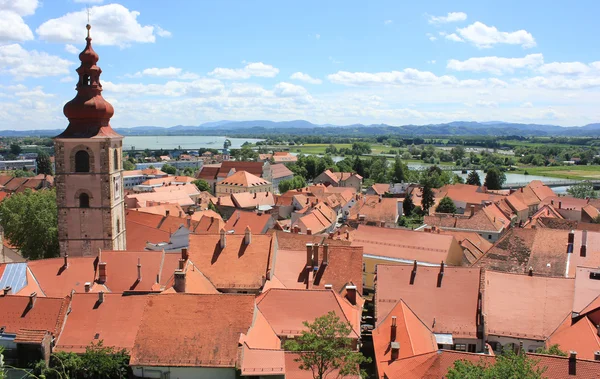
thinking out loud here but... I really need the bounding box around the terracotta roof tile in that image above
[349,196,399,224]
[231,191,275,209]
[27,257,97,297]
[220,161,264,177]
[285,352,360,379]
[0,294,69,337]
[130,293,255,367]
[99,251,166,292]
[125,212,171,250]
[220,170,271,187]
[225,211,273,234]
[240,345,286,376]
[547,314,600,361]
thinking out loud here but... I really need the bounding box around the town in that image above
[1,2,600,379]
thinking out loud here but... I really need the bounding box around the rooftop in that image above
[219,170,271,187]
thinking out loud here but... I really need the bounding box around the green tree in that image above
[391,155,407,183]
[0,189,58,260]
[483,167,506,190]
[567,181,597,199]
[192,179,211,192]
[421,179,435,214]
[535,344,567,357]
[283,311,370,379]
[450,145,466,161]
[36,150,53,176]
[436,196,457,214]
[466,170,481,186]
[451,174,465,184]
[447,349,546,379]
[9,143,21,155]
[161,164,177,175]
[122,160,135,171]
[403,193,415,216]
[279,176,307,193]
[12,169,35,178]
[352,156,365,178]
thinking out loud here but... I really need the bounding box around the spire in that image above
[58,24,120,139]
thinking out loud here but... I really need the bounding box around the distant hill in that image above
[3,120,600,137]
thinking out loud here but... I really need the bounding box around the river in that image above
[122,136,263,150]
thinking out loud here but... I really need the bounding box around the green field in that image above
[514,165,600,180]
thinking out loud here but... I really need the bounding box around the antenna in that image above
[87,6,91,24]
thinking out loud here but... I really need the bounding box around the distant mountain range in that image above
[3,120,600,137]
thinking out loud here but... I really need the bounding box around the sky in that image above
[1,0,599,130]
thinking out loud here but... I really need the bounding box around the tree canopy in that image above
[483,167,506,190]
[283,311,369,379]
[447,349,546,379]
[567,181,597,199]
[436,196,457,214]
[192,179,211,192]
[403,193,415,216]
[466,170,482,186]
[0,189,59,260]
[279,176,307,193]
[36,150,53,176]
[161,164,177,175]
[421,179,435,214]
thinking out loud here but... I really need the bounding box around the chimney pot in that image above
[437,261,445,288]
[391,315,397,342]
[410,260,417,285]
[174,269,186,292]
[28,292,37,308]
[64,254,69,268]
[3,286,12,296]
[323,244,329,265]
[306,244,313,268]
[98,262,107,283]
[528,267,533,276]
[569,351,577,375]
[307,228,312,235]
[220,229,226,249]
[324,284,333,290]
[390,341,400,361]
[98,291,104,304]
[178,258,186,270]
[84,282,91,293]
[559,201,562,209]
[137,258,142,282]
[594,351,600,361]
[312,244,319,267]
[166,210,170,216]
[345,285,357,305]
[181,248,189,261]
[244,226,252,245]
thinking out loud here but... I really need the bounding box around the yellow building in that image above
[349,225,464,291]
[216,170,273,197]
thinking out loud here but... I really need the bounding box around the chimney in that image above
[3,286,11,296]
[528,267,533,276]
[322,244,329,265]
[165,210,170,217]
[98,262,107,283]
[28,292,37,308]
[244,226,252,245]
[98,291,105,304]
[379,195,382,203]
[594,351,600,361]
[220,229,226,249]
[84,282,91,293]
[324,284,333,290]
[63,254,69,268]
[410,260,417,285]
[391,316,397,342]
[307,228,312,235]
[345,285,357,305]
[437,261,444,288]
[312,244,319,267]
[306,266,313,289]
[568,230,575,244]
[253,192,257,199]
[559,201,562,209]
[569,351,577,376]
[181,248,189,261]
[551,200,554,206]
[174,269,186,292]
[178,258,186,270]
[137,258,142,282]
[581,230,587,257]
[306,244,313,268]
[390,341,400,361]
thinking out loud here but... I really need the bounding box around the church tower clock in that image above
[54,24,126,257]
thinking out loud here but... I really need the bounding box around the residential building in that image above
[349,225,464,290]
[0,159,36,171]
[54,26,126,256]
[214,191,276,219]
[133,175,194,192]
[314,169,363,192]
[272,151,298,164]
[122,168,168,189]
[507,180,555,217]
[215,170,273,196]
[224,210,275,234]
[264,163,294,194]
[196,161,267,193]
[291,202,338,235]
[347,195,401,228]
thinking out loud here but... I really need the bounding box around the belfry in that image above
[54,24,126,257]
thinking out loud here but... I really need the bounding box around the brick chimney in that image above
[84,282,91,293]
[178,258,186,270]
[345,285,357,305]
[437,261,444,288]
[559,201,562,209]
[324,284,333,290]
[390,341,400,361]
[594,351,600,361]
[307,228,312,235]
[469,205,475,218]
[181,248,189,261]
[137,258,142,282]
[391,316,397,342]
[3,286,11,296]
[306,266,313,289]
[244,226,252,245]
[569,351,577,376]
[174,269,186,292]
[312,244,319,267]
[98,262,107,283]
[322,244,329,265]
[528,267,533,276]
[580,230,587,257]
[220,229,226,249]
[63,254,69,269]
[166,210,170,217]
[98,291,105,304]
[410,260,417,285]
[28,292,37,308]
[306,244,313,268]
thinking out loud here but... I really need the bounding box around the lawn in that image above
[514,165,600,180]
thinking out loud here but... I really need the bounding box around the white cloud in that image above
[0,10,34,42]
[65,44,80,54]
[0,44,73,79]
[103,78,225,97]
[428,12,467,24]
[327,68,463,87]
[15,86,55,98]
[384,20,393,25]
[60,76,76,83]
[516,75,600,90]
[456,21,536,48]
[538,62,591,75]
[447,54,544,75]
[229,83,271,98]
[426,33,437,41]
[36,4,162,47]
[427,60,436,64]
[156,26,171,38]
[445,33,464,42]
[290,72,322,84]
[329,56,342,64]
[315,34,320,39]
[0,0,39,16]
[208,62,279,80]
[126,67,200,80]
[273,82,309,98]
[476,100,498,108]
[521,102,534,108]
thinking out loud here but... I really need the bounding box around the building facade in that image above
[54,25,126,257]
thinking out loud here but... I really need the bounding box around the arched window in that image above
[75,150,90,172]
[79,193,90,208]
[113,149,119,171]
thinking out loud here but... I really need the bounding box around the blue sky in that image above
[1,0,599,129]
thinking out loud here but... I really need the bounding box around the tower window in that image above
[79,193,90,208]
[113,149,119,170]
[75,150,90,172]
[83,75,91,86]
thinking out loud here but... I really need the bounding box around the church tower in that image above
[54,24,126,257]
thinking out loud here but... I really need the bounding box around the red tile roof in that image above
[285,352,359,379]
[219,170,271,187]
[27,257,97,297]
[369,183,391,195]
[130,293,255,367]
[349,196,399,224]
[125,212,172,250]
[98,250,167,292]
[55,293,147,353]
[231,191,275,208]
[375,264,481,338]
[0,294,69,337]
[225,211,273,234]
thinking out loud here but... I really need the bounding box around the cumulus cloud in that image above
[208,62,279,80]
[156,26,171,38]
[103,78,225,97]
[65,44,80,54]
[0,10,34,42]
[538,62,591,75]
[384,20,393,25]
[445,33,463,42]
[273,82,309,98]
[426,33,437,41]
[455,21,536,48]
[447,54,544,75]
[428,12,467,24]
[290,72,322,84]
[327,68,464,87]
[36,4,164,47]
[0,0,39,16]
[0,44,73,79]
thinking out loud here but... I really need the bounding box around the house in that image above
[347,195,401,228]
[214,191,276,219]
[264,163,294,194]
[130,293,255,379]
[0,293,69,366]
[375,264,482,352]
[123,168,168,189]
[540,196,599,222]
[271,151,298,164]
[215,170,273,196]
[224,210,275,234]
[483,270,575,353]
[421,202,511,242]
[349,225,464,290]
[314,169,363,192]
[425,229,494,266]
[291,202,337,235]
[435,184,504,214]
[367,183,391,196]
[196,161,267,193]
[125,187,196,209]
[133,175,194,192]
[507,180,555,217]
